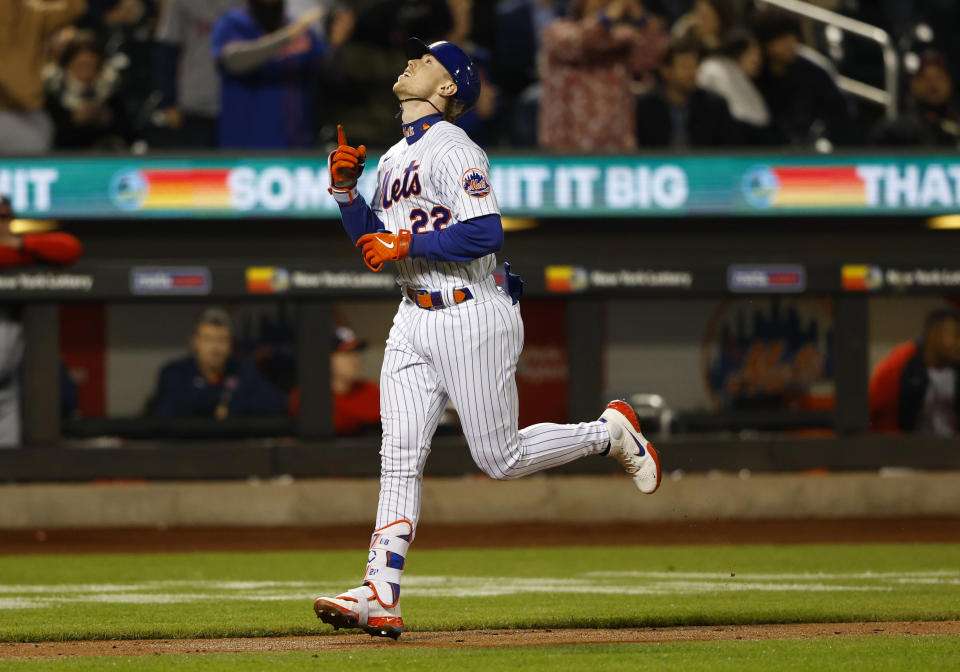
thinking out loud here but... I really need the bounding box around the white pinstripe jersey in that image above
[371,120,500,290]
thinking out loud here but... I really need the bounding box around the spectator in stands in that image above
[0,196,83,447]
[211,0,330,149]
[635,37,738,147]
[494,0,567,146]
[442,0,502,146]
[697,30,773,144]
[83,0,148,29]
[153,307,287,419]
[904,51,959,147]
[287,0,335,32]
[155,0,243,148]
[0,0,87,154]
[44,30,132,150]
[538,0,667,152]
[80,0,159,133]
[324,0,445,151]
[871,51,960,147]
[752,9,850,147]
[671,0,734,52]
[870,309,960,436]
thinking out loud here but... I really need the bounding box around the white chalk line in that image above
[4,570,957,610]
[0,580,320,594]
[4,570,955,596]
[586,570,960,580]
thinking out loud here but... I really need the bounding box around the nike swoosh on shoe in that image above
[631,434,646,457]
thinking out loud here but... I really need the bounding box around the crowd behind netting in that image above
[1,0,959,154]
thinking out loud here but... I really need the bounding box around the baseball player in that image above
[313,39,661,639]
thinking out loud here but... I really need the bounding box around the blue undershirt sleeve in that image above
[408,214,503,262]
[338,196,385,245]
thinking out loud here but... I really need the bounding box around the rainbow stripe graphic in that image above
[771,166,865,207]
[139,169,232,210]
[545,266,589,293]
[246,266,290,294]
[743,165,867,210]
[841,264,884,291]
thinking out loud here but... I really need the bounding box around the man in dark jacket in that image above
[870,51,960,147]
[635,37,738,148]
[870,309,960,435]
[751,10,850,146]
[904,50,959,147]
[153,307,287,418]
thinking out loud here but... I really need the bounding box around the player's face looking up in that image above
[191,323,232,377]
[393,53,457,104]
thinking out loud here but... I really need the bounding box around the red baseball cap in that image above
[333,327,367,353]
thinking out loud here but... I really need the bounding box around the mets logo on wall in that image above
[461,168,491,198]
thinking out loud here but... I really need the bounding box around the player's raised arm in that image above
[328,124,385,244]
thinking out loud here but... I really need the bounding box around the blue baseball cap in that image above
[407,38,481,109]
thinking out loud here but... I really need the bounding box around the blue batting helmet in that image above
[407,38,481,109]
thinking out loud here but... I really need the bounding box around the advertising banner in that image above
[4,155,960,219]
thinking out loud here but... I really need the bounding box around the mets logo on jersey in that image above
[461,168,491,198]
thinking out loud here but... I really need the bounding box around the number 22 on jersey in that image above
[409,206,451,234]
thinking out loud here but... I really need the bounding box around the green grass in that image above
[0,544,958,642]
[2,638,959,672]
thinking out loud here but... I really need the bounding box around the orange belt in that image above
[405,286,474,309]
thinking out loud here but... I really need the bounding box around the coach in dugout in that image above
[870,309,960,436]
[152,307,287,419]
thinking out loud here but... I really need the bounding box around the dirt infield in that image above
[2,517,959,555]
[2,621,958,659]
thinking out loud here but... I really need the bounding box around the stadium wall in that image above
[1,472,958,529]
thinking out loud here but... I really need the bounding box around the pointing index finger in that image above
[337,124,347,146]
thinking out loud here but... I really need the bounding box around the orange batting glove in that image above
[328,124,366,205]
[356,230,411,272]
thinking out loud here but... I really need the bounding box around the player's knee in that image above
[470,440,527,480]
[478,459,525,481]
[499,463,528,480]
